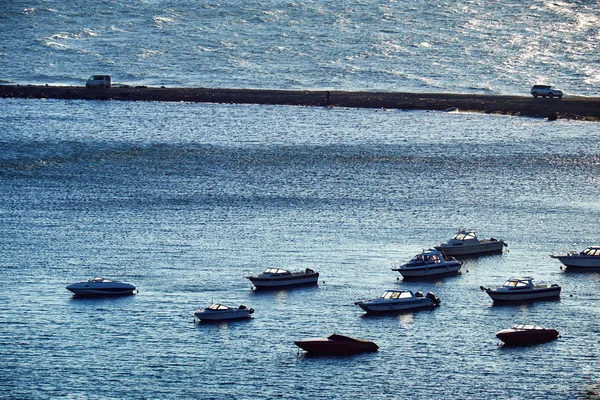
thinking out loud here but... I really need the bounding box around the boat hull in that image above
[496,328,559,346]
[434,241,505,256]
[194,311,252,322]
[66,284,136,297]
[248,273,319,288]
[486,286,561,302]
[295,338,378,355]
[550,255,600,268]
[394,262,461,278]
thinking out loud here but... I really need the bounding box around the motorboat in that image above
[434,228,507,256]
[496,324,560,346]
[294,333,378,355]
[391,249,461,278]
[480,277,561,303]
[194,303,254,322]
[355,289,440,314]
[550,246,600,268]
[66,277,137,297]
[247,267,319,289]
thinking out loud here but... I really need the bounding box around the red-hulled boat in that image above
[294,334,379,355]
[496,324,559,346]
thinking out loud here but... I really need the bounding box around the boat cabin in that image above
[502,277,534,289]
[580,246,600,256]
[408,250,444,265]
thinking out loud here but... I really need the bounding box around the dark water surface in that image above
[1,99,599,399]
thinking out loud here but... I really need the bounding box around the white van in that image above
[86,75,112,88]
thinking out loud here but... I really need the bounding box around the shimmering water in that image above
[1,98,600,399]
[2,1,600,96]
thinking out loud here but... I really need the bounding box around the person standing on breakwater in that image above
[325,90,330,107]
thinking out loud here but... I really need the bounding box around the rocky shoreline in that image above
[1,84,599,121]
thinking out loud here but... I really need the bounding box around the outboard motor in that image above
[426,292,440,305]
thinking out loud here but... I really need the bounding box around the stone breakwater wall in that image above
[1,85,599,121]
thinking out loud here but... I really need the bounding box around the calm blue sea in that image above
[1,98,600,399]
[2,0,600,96]
[2,1,600,399]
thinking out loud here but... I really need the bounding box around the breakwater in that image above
[1,84,599,121]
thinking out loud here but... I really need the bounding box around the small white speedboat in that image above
[392,249,461,278]
[247,267,319,289]
[66,277,137,297]
[551,246,600,268]
[194,303,254,322]
[480,277,561,302]
[434,228,507,256]
[355,289,440,314]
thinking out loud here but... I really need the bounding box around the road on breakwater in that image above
[1,84,599,121]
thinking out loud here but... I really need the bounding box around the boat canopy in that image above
[381,290,413,299]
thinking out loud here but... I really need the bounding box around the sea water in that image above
[1,98,599,399]
[2,0,600,96]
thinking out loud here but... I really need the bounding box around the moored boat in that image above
[194,303,254,322]
[294,333,378,355]
[434,228,507,256]
[247,267,319,289]
[391,249,461,278]
[550,246,600,268]
[66,277,137,297]
[496,324,559,346]
[355,289,440,314]
[480,277,561,302]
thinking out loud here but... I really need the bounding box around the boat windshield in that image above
[381,291,413,299]
[582,247,600,256]
[513,324,541,330]
[410,253,441,263]
[207,304,229,311]
[503,279,531,287]
[453,230,477,241]
[264,268,291,275]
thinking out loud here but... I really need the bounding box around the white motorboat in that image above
[66,277,137,297]
[434,228,507,256]
[550,246,600,268]
[391,249,461,278]
[247,267,319,289]
[194,303,254,322]
[355,289,440,314]
[480,277,561,302]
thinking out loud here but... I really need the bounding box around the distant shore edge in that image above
[2,84,599,121]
